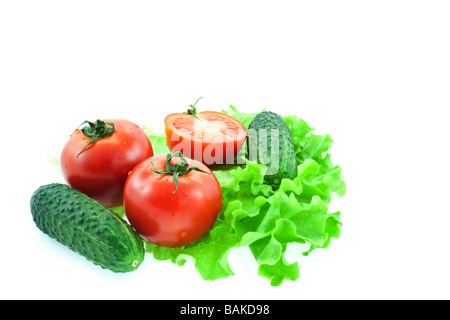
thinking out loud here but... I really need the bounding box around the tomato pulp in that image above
[60,119,153,207]
[164,111,247,166]
[123,154,223,247]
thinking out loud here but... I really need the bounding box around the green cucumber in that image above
[30,183,145,273]
[247,111,298,185]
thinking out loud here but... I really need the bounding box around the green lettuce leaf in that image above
[145,106,346,286]
[142,126,170,156]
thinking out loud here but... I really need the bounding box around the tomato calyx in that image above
[74,119,115,157]
[183,96,203,121]
[151,151,210,193]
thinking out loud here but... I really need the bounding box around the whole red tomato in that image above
[123,153,223,247]
[60,119,153,207]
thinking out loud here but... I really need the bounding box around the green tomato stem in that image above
[184,96,203,120]
[151,152,210,193]
[74,119,115,157]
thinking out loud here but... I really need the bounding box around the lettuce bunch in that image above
[145,106,345,286]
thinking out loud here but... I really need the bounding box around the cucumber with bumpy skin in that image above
[247,111,298,186]
[30,183,145,273]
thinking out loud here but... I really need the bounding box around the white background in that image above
[1,1,449,300]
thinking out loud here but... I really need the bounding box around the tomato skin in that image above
[60,119,153,207]
[123,154,223,247]
[164,111,247,166]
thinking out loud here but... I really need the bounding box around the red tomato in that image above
[60,119,153,207]
[164,111,247,166]
[123,153,223,247]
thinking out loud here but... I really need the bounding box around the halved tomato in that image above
[164,111,247,166]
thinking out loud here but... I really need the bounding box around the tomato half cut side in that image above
[164,111,247,166]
